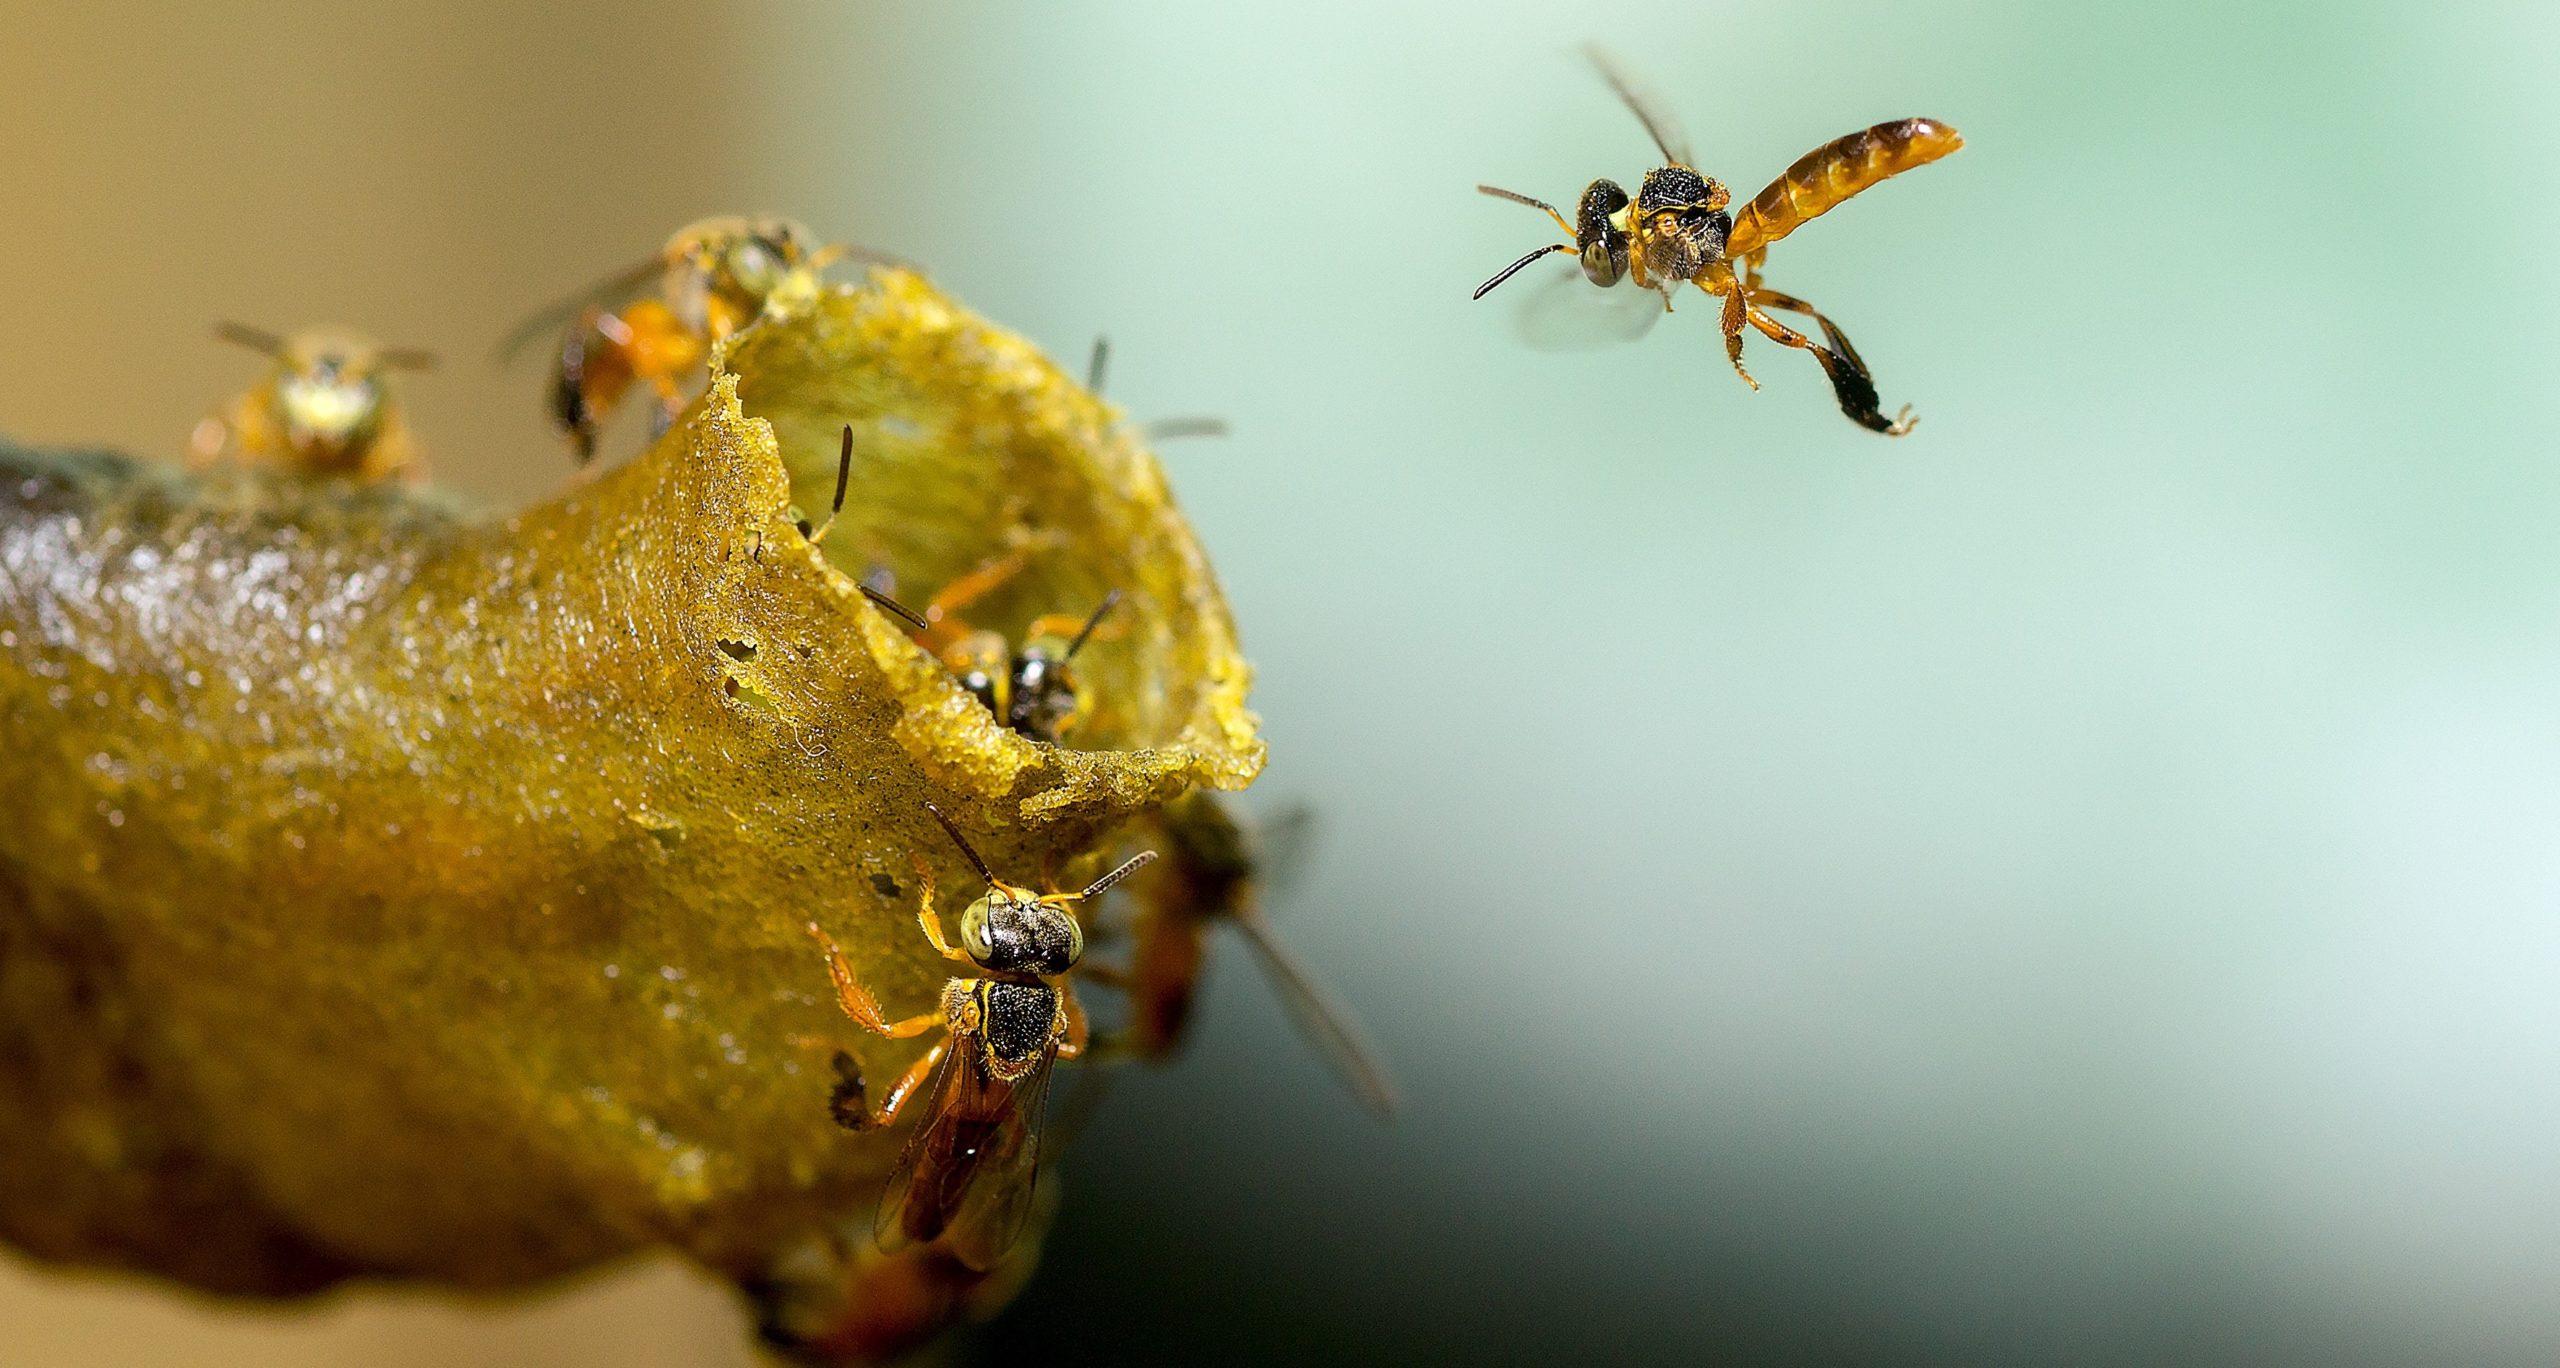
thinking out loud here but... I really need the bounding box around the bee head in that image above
[959,885,1085,977]
[1574,180,1633,287]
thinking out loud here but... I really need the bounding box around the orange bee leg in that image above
[1058,981,1090,1061]
[1720,276,1761,389]
[1745,292,1916,437]
[903,856,974,965]
[1020,612,1127,644]
[916,548,1031,650]
[851,1036,948,1132]
[806,922,948,1037]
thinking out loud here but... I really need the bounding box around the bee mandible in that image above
[1475,48,1962,434]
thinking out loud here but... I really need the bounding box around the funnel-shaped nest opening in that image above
[726,272,1257,791]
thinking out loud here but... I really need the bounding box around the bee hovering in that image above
[188,323,434,483]
[807,804,1155,1271]
[497,215,890,463]
[1474,48,1962,435]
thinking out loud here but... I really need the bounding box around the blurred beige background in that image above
[0,2,784,1362]
[10,1,2560,1365]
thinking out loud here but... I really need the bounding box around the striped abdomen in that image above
[1726,118,1963,260]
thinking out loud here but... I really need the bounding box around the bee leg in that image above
[1058,982,1090,1060]
[903,856,975,965]
[917,548,1032,650]
[1021,612,1116,642]
[807,922,951,1035]
[854,1037,948,1131]
[1745,293,1916,437]
[1700,268,1761,391]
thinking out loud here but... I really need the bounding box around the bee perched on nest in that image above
[188,322,434,483]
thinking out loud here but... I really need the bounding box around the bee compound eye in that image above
[959,895,997,963]
[1581,246,1622,287]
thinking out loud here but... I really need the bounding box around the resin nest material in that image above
[0,270,1262,1298]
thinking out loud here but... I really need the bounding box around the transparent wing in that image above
[490,254,663,365]
[875,1038,1054,1273]
[1585,44,1693,167]
[1514,262,1666,352]
[940,1057,1053,1272]
[1253,802,1315,897]
[1233,908,1399,1119]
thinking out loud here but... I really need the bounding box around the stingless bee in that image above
[866,559,1124,746]
[188,322,434,483]
[807,804,1155,1270]
[1119,793,1398,1117]
[1475,48,1963,434]
[793,424,1113,743]
[497,215,889,462]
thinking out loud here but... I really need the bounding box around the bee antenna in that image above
[1473,244,1573,301]
[1064,589,1122,660]
[804,424,856,545]
[860,584,931,633]
[1087,335,1110,397]
[1477,184,1559,217]
[923,803,999,886]
[212,322,286,358]
[1076,849,1157,900]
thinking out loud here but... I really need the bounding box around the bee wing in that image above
[875,1039,1054,1272]
[1513,262,1667,352]
[490,254,664,365]
[939,1056,1055,1272]
[1251,802,1316,897]
[1584,44,1694,168]
[1232,907,1400,1119]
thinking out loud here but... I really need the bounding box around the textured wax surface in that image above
[0,270,1260,1300]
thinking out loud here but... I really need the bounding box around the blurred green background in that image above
[5,1,2554,1364]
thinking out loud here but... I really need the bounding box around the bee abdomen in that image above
[1728,118,1963,260]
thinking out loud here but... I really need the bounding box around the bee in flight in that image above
[807,804,1155,1270]
[1474,49,1962,435]
[498,215,889,462]
[188,323,434,483]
